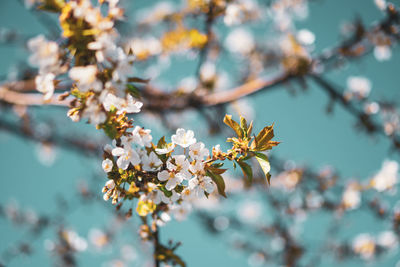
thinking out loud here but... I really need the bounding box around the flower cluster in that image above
[24,2,282,265]
[352,231,398,260]
[28,35,64,101]
[27,0,142,135]
[100,127,219,222]
[97,115,278,233]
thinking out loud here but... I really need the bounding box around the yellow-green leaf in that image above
[247,120,253,137]
[251,124,279,151]
[223,114,243,138]
[157,136,167,148]
[254,152,271,184]
[240,116,248,138]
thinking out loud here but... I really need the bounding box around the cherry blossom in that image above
[171,128,196,148]
[112,142,141,170]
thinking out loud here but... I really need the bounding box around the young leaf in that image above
[126,84,141,99]
[206,170,227,198]
[155,136,168,162]
[223,114,243,138]
[240,116,248,138]
[157,136,167,148]
[251,124,279,151]
[211,162,224,168]
[208,166,227,175]
[254,152,271,184]
[247,120,253,137]
[237,160,253,185]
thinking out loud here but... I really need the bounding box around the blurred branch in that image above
[0,117,101,156]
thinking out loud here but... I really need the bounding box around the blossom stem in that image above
[154,227,160,267]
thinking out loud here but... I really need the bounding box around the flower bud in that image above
[105,180,115,190]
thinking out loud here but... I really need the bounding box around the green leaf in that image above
[211,162,224,168]
[223,114,243,138]
[126,84,141,99]
[254,152,271,184]
[127,77,150,83]
[208,166,227,175]
[206,170,226,198]
[237,160,253,185]
[101,122,117,139]
[159,186,173,197]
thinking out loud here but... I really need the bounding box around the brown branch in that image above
[311,74,400,150]
[201,73,292,106]
[0,85,70,106]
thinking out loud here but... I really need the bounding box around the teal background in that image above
[0,0,400,266]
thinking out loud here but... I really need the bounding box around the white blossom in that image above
[342,185,361,210]
[88,32,118,63]
[225,28,254,54]
[167,155,191,179]
[157,170,184,191]
[112,142,141,170]
[131,126,152,147]
[199,62,216,82]
[156,212,172,227]
[120,94,143,113]
[352,234,376,260]
[377,231,398,249]
[171,128,196,148]
[224,4,242,26]
[82,96,107,125]
[374,0,387,10]
[102,159,113,172]
[155,143,175,154]
[346,76,372,99]
[69,65,103,92]
[105,180,115,190]
[297,29,315,45]
[142,152,162,171]
[371,160,398,192]
[103,93,143,114]
[189,142,209,160]
[188,175,214,197]
[364,102,380,115]
[374,45,392,61]
[28,35,60,73]
[35,73,55,101]
[153,188,170,204]
[112,48,135,83]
